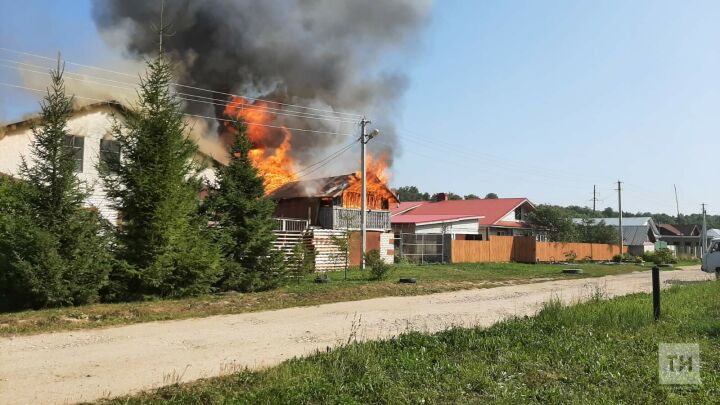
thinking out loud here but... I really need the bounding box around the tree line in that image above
[0,54,285,310]
[527,206,618,244]
[394,185,498,202]
[395,185,718,237]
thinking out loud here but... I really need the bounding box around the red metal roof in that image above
[391,214,482,225]
[392,198,531,226]
[391,201,428,216]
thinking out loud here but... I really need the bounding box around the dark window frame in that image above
[63,135,84,173]
[100,139,121,172]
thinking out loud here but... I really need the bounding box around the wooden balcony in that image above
[273,217,310,232]
[318,207,391,231]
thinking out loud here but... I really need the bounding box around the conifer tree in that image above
[101,55,220,299]
[0,66,112,309]
[205,121,285,292]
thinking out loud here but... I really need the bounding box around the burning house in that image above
[269,173,399,231]
[3,0,430,269]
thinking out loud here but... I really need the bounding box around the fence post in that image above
[399,231,403,262]
[441,234,445,264]
[652,266,661,321]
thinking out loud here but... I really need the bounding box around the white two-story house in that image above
[0,101,217,224]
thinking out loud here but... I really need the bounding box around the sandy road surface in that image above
[0,267,713,404]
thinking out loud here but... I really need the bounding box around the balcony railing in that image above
[273,217,310,232]
[318,206,391,230]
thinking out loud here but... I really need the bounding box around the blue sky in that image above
[1,1,718,215]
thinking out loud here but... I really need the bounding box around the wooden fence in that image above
[535,242,626,262]
[450,236,627,263]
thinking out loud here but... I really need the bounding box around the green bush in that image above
[642,249,676,265]
[564,250,577,262]
[365,249,390,280]
[287,243,316,284]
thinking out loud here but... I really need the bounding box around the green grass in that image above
[0,262,668,336]
[105,279,720,404]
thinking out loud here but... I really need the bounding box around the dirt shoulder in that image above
[0,267,712,405]
[0,262,649,337]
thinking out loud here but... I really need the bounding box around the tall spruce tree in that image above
[205,121,285,292]
[101,55,220,299]
[0,66,112,309]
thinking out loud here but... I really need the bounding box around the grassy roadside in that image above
[105,278,720,404]
[0,262,678,337]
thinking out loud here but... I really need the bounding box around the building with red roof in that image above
[391,195,544,240]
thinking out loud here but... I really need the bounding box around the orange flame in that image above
[221,96,395,205]
[344,153,397,210]
[223,97,297,194]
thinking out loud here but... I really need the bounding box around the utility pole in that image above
[360,119,368,270]
[702,203,708,257]
[592,185,597,215]
[616,181,623,255]
[674,184,680,221]
[359,118,379,270]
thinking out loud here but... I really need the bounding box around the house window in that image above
[514,207,522,221]
[100,139,121,172]
[63,135,84,172]
[465,234,484,241]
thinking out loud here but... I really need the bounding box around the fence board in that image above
[451,237,627,263]
[534,242,627,262]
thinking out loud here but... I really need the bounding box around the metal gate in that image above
[397,233,447,264]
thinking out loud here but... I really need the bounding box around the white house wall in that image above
[1,107,120,224]
[1,106,219,225]
[499,202,532,223]
[414,218,479,235]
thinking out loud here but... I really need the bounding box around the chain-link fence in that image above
[396,233,449,264]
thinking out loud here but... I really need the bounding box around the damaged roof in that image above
[268,174,357,200]
[268,173,398,201]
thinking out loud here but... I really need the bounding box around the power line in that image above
[0,47,364,118]
[0,82,357,138]
[0,61,359,124]
[295,141,359,179]
[395,130,606,185]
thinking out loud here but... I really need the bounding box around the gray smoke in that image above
[91,0,430,169]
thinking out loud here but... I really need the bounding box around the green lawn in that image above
[0,262,670,336]
[106,279,720,404]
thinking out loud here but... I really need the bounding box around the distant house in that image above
[658,224,702,257]
[573,217,660,256]
[391,196,544,240]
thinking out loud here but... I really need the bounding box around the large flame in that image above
[344,153,397,210]
[223,97,297,194]
[221,96,395,206]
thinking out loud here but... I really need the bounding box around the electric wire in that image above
[0,82,357,138]
[0,61,359,124]
[294,141,359,179]
[0,47,363,118]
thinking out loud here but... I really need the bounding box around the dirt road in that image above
[0,267,713,404]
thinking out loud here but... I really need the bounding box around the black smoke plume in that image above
[91,0,430,168]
